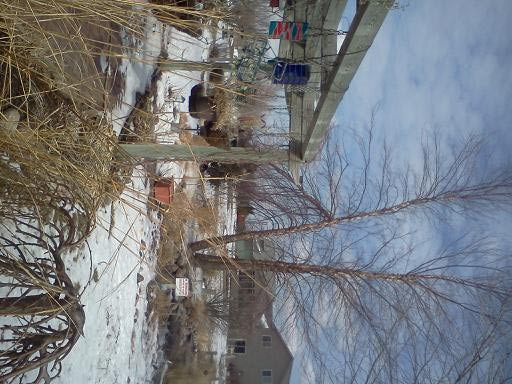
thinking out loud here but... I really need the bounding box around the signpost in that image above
[159,278,190,297]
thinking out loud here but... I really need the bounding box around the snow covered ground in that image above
[56,12,233,384]
[51,14,169,382]
[56,166,161,384]
[0,8,235,382]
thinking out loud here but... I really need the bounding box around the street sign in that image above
[175,278,190,297]
[268,21,308,42]
[272,61,310,84]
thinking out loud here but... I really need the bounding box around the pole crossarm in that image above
[280,0,393,163]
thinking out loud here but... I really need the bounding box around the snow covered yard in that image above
[0,2,237,381]
[56,11,232,384]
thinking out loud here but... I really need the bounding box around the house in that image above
[226,305,293,384]
[225,239,293,384]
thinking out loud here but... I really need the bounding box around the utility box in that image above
[153,178,175,205]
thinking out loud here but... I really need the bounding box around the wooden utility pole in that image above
[119,143,298,163]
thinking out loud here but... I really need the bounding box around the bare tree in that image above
[196,237,512,383]
[191,131,512,382]
[234,163,333,230]
[190,133,512,251]
[0,254,84,383]
[0,208,87,383]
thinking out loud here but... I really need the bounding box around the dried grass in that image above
[213,88,238,131]
[185,296,227,347]
[0,53,119,244]
[195,205,219,234]
[162,184,219,237]
[151,287,176,323]
[179,130,210,146]
[154,184,219,278]
[0,0,237,381]
[0,0,232,238]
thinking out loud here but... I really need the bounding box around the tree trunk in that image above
[189,196,436,251]
[194,253,467,285]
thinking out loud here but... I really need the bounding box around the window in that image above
[228,339,246,354]
[261,370,272,384]
[240,280,255,290]
[238,271,255,295]
[262,335,272,348]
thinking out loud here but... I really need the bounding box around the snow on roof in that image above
[260,313,270,328]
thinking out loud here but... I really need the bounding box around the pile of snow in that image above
[111,13,163,136]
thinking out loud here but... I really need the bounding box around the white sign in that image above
[175,278,190,297]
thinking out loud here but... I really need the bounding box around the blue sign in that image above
[272,61,310,85]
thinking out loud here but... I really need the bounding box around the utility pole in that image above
[119,143,299,164]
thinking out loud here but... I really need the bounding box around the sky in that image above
[332,0,512,269]
[290,1,512,382]
[335,1,512,165]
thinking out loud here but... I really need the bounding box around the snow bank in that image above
[112,13,163,136]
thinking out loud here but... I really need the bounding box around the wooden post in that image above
[158,59,233,72]
[119,143,299,163]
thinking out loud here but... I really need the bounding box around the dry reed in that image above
[0,1,232,382]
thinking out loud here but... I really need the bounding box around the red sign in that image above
[268,21,308,42]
